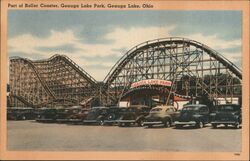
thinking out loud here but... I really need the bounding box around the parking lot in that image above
[7,120,241,151]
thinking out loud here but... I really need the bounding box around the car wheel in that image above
[108,114,115,120]
[147,125,153,128]
[99,120,104,126]
[138,119,144,127]
[196,121,204,128]
[212,123,217,128]
[118,122,125,127]
[164,120,171,128]
[234,122,240,129]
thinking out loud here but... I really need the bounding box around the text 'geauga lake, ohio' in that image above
[8,3,154,9]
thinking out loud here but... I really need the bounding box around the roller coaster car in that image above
[7,107,35,120]
[143,106,180,128]
[174,104,210,128]
[117,105,151,127]
[210,104,241,129]
[35,107,57,123]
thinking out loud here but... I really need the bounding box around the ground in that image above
[7,121,241,151]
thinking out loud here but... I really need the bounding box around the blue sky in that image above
[8,10,242,81]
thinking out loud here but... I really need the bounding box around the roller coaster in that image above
[9,37,242,107]
[9,55,98,107]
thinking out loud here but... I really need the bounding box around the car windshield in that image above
[182,106,200,111]
[150,108,162,112]
[217,105,240,111]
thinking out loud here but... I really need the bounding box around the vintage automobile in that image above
[117,105,151,127]
[79,106,125,125]
[143,105,180,128]
[102,106,124,125]
[55,106,83,123]
[67,108,90,124]
[35,107,58,122]
[210,104,241,129]
[7,107,36,120]
[174,104,210,128]
[83,106,109,125]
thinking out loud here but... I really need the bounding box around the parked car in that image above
[174,104,210,128]
[67,108,90,124]
[55,108,68,123]
[83,106,109,125]
[56,106,83,123]
[210,104,241,129]
[103,106,124,125]
[35,107,58,122]
[7,107,35,120]
[143,105,180,128]
[117,105,151,127]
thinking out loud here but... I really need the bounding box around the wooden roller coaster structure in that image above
[9,37,242,107]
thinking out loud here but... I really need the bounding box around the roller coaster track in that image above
[11,54,98,86]
[10,55,98,107]
[103,37,242,86]
[10,57,56,99]
[34,54,97,85]
[10,94,35,107]
[10,37,242,107]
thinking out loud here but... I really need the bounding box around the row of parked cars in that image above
[7,103,242,129]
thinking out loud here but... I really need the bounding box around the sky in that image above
[8,10,242,81]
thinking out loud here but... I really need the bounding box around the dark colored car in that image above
[210,104,241,129]
[56,106,83,123]
[7,107,35,120]
[174,104,210,128]
[143,106,180,128]
[35,107,58,122]
[55,108,68,123]
[67,108,90,124]
[83,106,109,125]
[103,106,124,125]
[117,105,151,127]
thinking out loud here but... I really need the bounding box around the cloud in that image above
[8,25,242,81]
[8,52,46,60]
[80,54,121,62]
[217,46,241,54]
[105,26,175,49]
[8,10,241,42]
[8,30,77,55]
[232,56,242,68]
[179,33,241,52]
[111,47,128,53]
[35,43,82,53]
[178,33,242,68]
